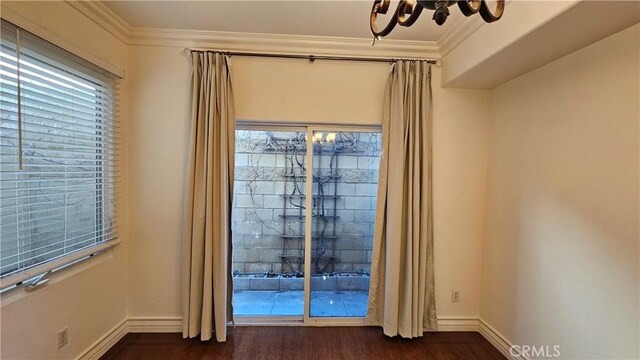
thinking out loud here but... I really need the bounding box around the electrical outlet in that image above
[57,327,68,349]
[451,290,461,303]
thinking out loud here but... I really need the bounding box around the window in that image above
[0,20,118,288]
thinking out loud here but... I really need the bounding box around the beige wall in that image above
[0,2,130,359]
[127,45,490,320]
[481,24,640,359]
[8,4,637,360]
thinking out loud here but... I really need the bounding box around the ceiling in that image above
[102,0,461,41]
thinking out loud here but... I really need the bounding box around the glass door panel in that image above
[232,129,307,317]
[308,130,382,318]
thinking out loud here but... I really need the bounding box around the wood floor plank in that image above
[100,327,506,360]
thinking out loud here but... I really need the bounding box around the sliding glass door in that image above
[232,126,381,324]
[307,130,381,319]
[232,128,307,318]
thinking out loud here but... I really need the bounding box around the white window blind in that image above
[0,20,119,288]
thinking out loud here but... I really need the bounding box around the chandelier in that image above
[370,0,505,39]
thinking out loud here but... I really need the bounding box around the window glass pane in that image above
[309,130,381,317]
[231,128,382,319]
[0,20,116,281]
[232,129,307,317]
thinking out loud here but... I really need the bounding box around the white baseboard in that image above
[435,316,479,331]
[77,315,521,360]
[478,318,529,360]
[76,319,128,360]
[128,316,183,333]
[75,317,181,360]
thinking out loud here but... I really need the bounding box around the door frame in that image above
[233,122,381,327]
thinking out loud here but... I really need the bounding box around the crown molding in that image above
[130,27,440,59]
[69,0,442,59]
[437,0,515,58]
[437,15,485,58]
[65,0,131,44]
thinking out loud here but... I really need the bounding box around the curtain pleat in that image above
[182,52,235,342]
[366,60,437,337]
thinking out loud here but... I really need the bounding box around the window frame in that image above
[0,20,120,290]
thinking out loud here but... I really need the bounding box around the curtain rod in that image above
[184,48,439,65]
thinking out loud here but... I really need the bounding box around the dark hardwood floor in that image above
[101,327,506,360]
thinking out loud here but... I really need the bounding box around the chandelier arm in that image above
[370,0,405,38]
[375,0,391,15]
[479,0,505,22]
[398,2,425,27]
[457,0,481,16]
[370,0,504,39]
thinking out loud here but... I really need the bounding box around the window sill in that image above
[0,240,120,306]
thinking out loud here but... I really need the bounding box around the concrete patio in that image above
[233,291,368,317]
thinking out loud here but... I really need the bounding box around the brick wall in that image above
[232,130,380,275]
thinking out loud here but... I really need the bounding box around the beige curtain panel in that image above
[182,52,235,342]
[366,60,437,337]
